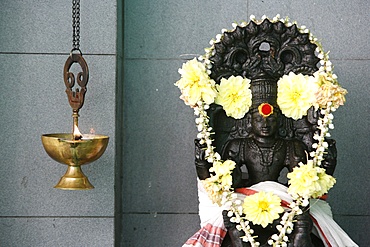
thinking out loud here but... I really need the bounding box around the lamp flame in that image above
[73,125,83,140]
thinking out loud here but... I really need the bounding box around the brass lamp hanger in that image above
[64,0,89,138]
[41,0,109,190]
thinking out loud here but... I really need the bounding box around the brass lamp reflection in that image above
[41,51,109,190]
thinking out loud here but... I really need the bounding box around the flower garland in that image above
[175,15,347,247]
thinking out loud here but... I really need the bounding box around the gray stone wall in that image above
[0,0,116,246]
[0,0,368,246]
[121,0,369,246]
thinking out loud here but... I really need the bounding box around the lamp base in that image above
[54,166,94,190]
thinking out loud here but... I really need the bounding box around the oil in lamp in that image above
[41,0,109,190]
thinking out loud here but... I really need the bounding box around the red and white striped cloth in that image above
[183,223,226,247]
[183,180,358,247]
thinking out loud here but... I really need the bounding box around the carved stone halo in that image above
[205,18,322,152]
[209,18,320,83]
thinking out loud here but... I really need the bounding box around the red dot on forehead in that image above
[258,103,273,117]
[261,104,272,115]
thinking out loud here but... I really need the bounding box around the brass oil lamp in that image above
[41,0,109,190]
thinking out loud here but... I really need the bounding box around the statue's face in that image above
[251,111,278,138]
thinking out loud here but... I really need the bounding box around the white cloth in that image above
[182,179,227,247]
[309,199,358,247]
[197,179,227,228]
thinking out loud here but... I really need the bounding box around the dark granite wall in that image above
[0,0,367,246]
[120,0,369,246]
[0,0,116,246]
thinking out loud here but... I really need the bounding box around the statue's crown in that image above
[251,78,278,110]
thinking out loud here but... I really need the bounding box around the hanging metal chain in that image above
[72,0,80,51]
[65,0,89,131]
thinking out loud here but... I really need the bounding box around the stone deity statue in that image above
[195,79,321,246]
[181,18,355,247]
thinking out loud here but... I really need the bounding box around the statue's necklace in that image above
[250,139,283,171]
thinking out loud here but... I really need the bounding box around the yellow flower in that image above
[203,160,236,205]
[287,161,336,198]
[311,167,336,198]
[287,161,318,198]
[277,72,319,120]
[202,174,231,205]
[210,160,236,176]
[175,58,217,106]
[215,75,252,119]
[242,191,284,228]
[202,178,223,204]
[314,72,347,109]
[210,160,235,188]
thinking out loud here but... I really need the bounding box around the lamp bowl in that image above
[41,133,109,190]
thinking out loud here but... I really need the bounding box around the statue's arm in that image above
[287,141,315,246]
[194,139,212,180]
[222,139,245,188]
[287,140,307,172]
[291,206,314,247]
[321,138,337,175]
[286,138,337,175]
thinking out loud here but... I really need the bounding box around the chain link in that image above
[72,0,80,50]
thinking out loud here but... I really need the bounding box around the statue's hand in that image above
[222,210,245,247]
[291,231,313,247]
[322,138,337,175]
[222,210,234,229]
[194,139,211,179]
[290,209,313,247]
[195,139,206,161]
